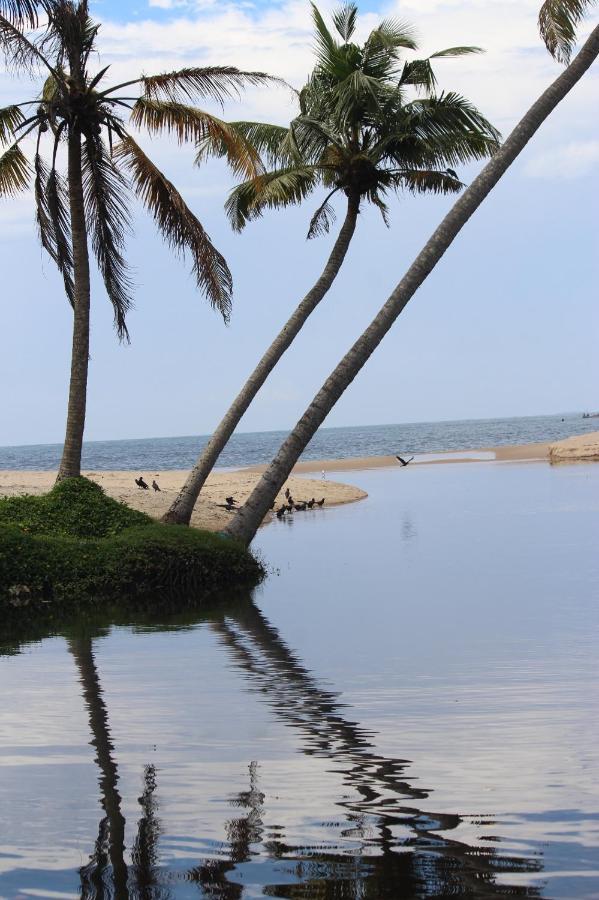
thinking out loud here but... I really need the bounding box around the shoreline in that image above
[1,432,596,532]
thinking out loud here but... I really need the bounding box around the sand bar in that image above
[549,431,599,462]
[0,469,367,533]
[247,432,599,474]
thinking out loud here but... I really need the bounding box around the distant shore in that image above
[248,430,599,474]
[1,432,596,533]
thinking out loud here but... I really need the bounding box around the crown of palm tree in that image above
[0,0,274,334]
[197,3,501,240]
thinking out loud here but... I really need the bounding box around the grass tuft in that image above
[0,478,264,613]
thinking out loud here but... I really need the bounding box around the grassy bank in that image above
[0,478,264,615]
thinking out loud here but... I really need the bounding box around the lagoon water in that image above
[1,460,599,898]
[1,412,597,470]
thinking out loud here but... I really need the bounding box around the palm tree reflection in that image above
[68,604,543,898]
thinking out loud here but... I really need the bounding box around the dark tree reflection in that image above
[63,601,544,899]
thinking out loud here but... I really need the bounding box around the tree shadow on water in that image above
[1,595,544,898]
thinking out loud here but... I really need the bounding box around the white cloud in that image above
[524,139,599,178]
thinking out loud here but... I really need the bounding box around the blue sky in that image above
[1,0,598,445]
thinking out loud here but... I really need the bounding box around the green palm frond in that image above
[539,0,597,63]
[362,17,418,76]
[400,92,501,165]
[225,167,319,231]
[34,153,74,304]
[400,58,438,92]
[114,135,232,322]
[131,99,263,179]
[332,3,357,42]
[0,104,24,143]
[0,141,30,196]
[82,135,133,341]
[141,66,274,105]
[197,120,291,169]
[391,168,465,195]
[429,46,484,58]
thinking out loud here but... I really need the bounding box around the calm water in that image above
[0,413,597,470]
[1,460,599,898]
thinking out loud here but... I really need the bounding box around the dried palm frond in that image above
[34,153,74,304]
[131,99,262,179]
[539,0,597,63]
[82,135,133,340]
[142,66,274,105]
[114,135,232,322]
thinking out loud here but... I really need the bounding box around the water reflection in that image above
[0,599,545,898]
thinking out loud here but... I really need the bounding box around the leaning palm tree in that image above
[224,3,599,546]
[0,0,271,481]
[163,2,500,526]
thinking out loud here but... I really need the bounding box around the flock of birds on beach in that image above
[133,452,414,517]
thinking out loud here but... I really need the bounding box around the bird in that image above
[276,505,287,518]
[284,487,291,500]
[307,498,316,509]
[294,502,307,512]
[225,495,237,506]
[135,476,149,490]
[446,167,459,180]
[152,479,161,492]
[396,455,414,467]
[315,497,325,507]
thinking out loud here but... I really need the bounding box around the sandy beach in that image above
[1,432,596,532]
[0,469,367,532]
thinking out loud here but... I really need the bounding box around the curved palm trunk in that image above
[224,26,599,547]
[163,193,360,526]
[56,129,91,482]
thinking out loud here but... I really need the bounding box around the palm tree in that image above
[0,0,271,481]
[224,4,599,547]
[163,2,500,526]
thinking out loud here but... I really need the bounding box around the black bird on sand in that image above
[225,496,237,506]
[276,505,287,519]
[284,487,291,500]
[396,455,414,467]
[294,502,308,512]
[315,497,325,507]
[135,476,149,490]
[152,479,161,492]
[307,498,316,508]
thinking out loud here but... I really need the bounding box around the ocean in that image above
[0,412,596,471]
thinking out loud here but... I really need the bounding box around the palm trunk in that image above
[224,26,599,547]
[163,193,360,526]
[56,129,91,482]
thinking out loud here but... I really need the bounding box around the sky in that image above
[0,0,598,446]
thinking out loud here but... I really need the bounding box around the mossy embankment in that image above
[0,478,264,616]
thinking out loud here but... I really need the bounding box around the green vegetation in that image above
[0,479,264,612]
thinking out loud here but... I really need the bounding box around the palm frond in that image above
[539,0,597,63]
[114,135,232,322]
[0,12,55,75]
[197,119,291,170]
[307,188,338,239]
[392,168,465,195]
[370,191,390,226]
[400,58,437,92]
[332,3,357,42]
[363,17,418,75]
[131,99,262,179]
[429,46,484,58]
[34,153,74,303]
[82,135,133,341]
[0,141,30,196]
[225,167,319,231]
[0,0,40,28]
[141,66,275,106]
[0,104,24,143]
